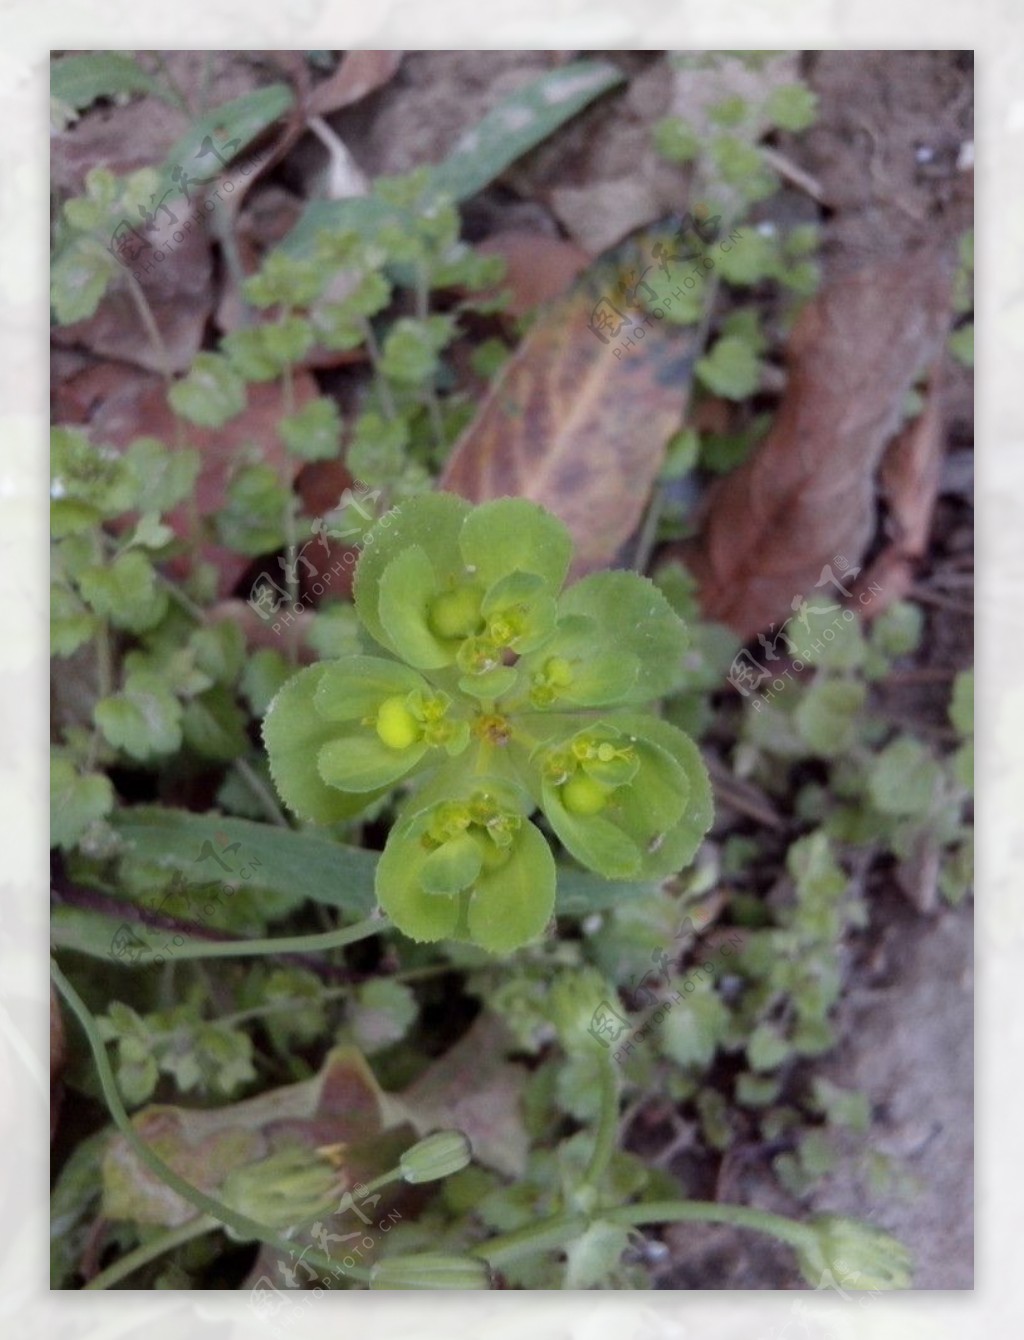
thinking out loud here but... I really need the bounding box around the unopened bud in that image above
[399,1131,473,1184]
[221,1145,340,1234]
[369,1252,491,1290]
[795,1215,912,1291]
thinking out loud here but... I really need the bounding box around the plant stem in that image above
[280,355,302,665]
[216,983,352,1029]
[579,1055,620,1196]
[605,1199,814,1251]
[631,479,665,574]
[148,52,194,116]
[122,260,193,539]
[124,270,171,378]
[358,317,399,421]
[85,1214,218,1289]
[473,1213,587,1267]
[155,569,206,622]
[473,1198,814,1271]
[50,959,372,1285]
[233,757,291,828]
[132,914,390,962]
[415,264,445,454]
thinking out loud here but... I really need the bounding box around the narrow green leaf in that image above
[280,62,623,256]
[156,84,293,197]
[110,807,378,916]
[51,52,171,110]
[431,61,625,202]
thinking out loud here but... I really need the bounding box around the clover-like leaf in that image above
[51,753,115,850]
[94,672,183,762]
[167,353,246,428]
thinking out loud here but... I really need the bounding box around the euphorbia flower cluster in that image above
[263,494,712,953]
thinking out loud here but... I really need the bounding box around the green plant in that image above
[50,54,946,1294]
[262,493,714,954]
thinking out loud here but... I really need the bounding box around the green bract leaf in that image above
[528,645,627,732]
[319,732,429,793]
[378,545,453,669]
[262,665,390,823]
[459,498,573,596]
[354,493,471,655]
[536,714,712,880]
[358,495,572,678]
[265,657,469,811]
[376,784,555,953]
[556,571,688,703]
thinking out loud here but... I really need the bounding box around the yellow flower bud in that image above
[428,586,484,640]
[561,773,613,816]
[376,695,421,750]
[545,656,574,688]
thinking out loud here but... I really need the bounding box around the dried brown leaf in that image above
[676,249,954,640]
[395,1014,529,1179]
[101,1047,404,1228]
[52,235,214,375]
[307,51,403,117]
[850,362,947,616]
[476,230,589,316]
[441,281,695,574]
